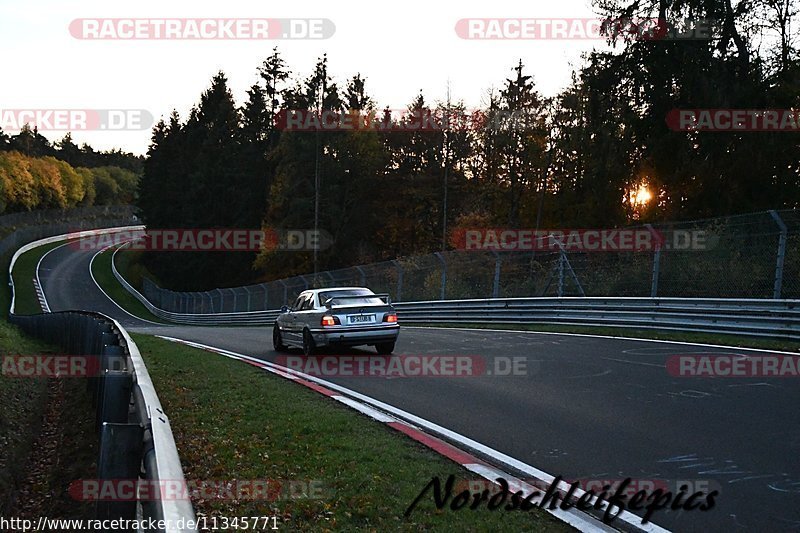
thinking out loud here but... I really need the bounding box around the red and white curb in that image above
[155,335,669,533]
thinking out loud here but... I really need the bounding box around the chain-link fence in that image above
[139,209,800,313]
[0,205,139,257]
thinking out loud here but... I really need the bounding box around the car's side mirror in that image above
[280,305,289,313]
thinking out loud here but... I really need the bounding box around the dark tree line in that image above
[0,126,144,174]
[139,0,800,290]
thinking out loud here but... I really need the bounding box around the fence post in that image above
[393,260,404,302]
[230,288,238,312]
[770,210,788,299]
[243,286,251,311]
[491,251,502,298]
[646,224,661,298]
[434,252,447,300]
[279,280,288,306]
[355,266,367,287]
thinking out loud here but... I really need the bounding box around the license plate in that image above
[348,314,375,324]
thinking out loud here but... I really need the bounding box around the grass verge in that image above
[91,247,168,324]
[0,320,51,513]
[413,322,800,352]
[0,320,97,520]
[10,241,66,315]
[134,333,572,532]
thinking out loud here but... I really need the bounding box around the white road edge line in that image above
[404,326,800,355]
[86,244,166,327]
[154,334,670,533]
[34,240,74,313]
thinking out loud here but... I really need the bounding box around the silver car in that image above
[272,287,400,355]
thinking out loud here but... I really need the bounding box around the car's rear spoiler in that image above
[323,293,391,308]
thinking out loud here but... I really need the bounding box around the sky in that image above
[0,0,614,155]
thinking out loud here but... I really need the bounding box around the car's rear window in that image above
[320,290,384,306]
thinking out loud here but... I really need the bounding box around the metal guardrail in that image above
[6,229,196,532]
[111,245,281,326]
[393,297,800,340]
[112,241,800,339]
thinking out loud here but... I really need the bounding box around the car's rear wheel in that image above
[303,329,316,356]
[273,324,287,352]
[375,342,395,355]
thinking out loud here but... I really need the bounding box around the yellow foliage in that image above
[29,156,67,208]
[0,151,38,210]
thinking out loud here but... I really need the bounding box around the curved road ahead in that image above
[37,239,800,532]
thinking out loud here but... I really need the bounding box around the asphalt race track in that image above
[37,240,800,532]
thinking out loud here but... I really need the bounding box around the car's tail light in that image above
[383,313,398,323]
[321,315,340,326]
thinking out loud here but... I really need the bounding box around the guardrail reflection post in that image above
[770,210,788,299]
[434,252,447,300]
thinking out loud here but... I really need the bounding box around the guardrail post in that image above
[770,210,788,299]
[434,252,447,300]
[96,422,144,524]
[491,251,502,298]
[392,260,404,302]
[97,370,133,430]
[95,344,124,408]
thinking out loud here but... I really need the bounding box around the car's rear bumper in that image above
[309,324,400,347]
